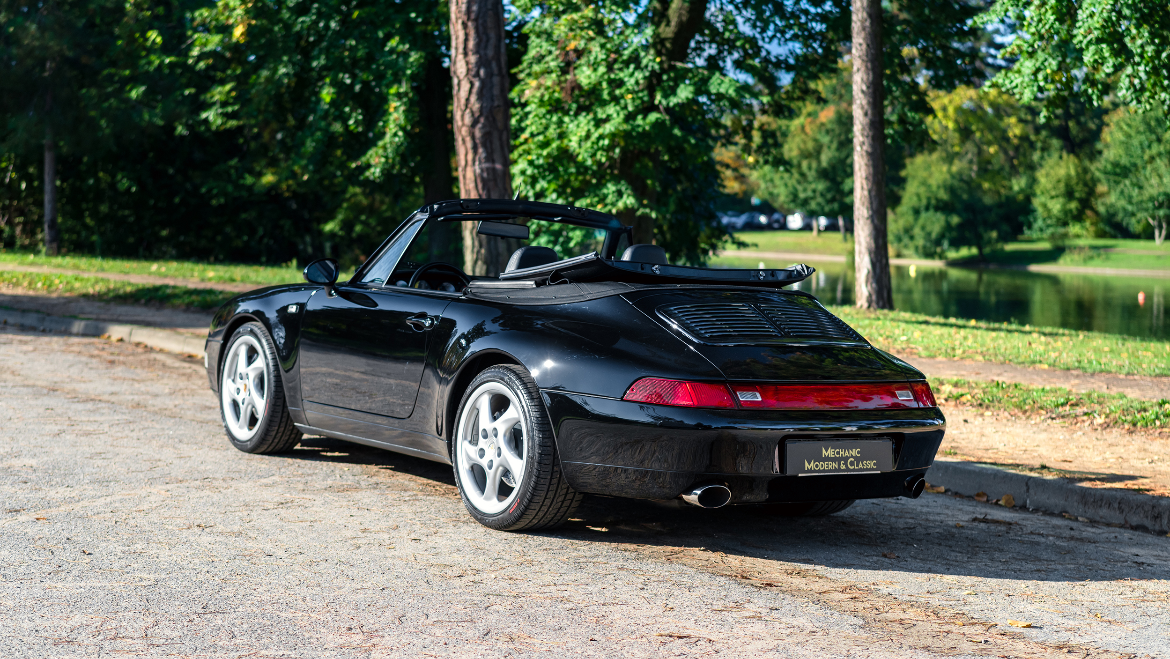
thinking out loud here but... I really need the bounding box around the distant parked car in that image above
[720,211,769,231]
[786,212,812,230]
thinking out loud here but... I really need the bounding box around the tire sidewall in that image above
[220,322,281,452]
[452,366,545,530]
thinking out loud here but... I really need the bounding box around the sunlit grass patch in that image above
[935,378,1170,430]
[832,306,1170,377]
[0,271,235,310]
[0,251,302,286]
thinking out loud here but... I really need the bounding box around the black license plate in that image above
[785,439,894,476]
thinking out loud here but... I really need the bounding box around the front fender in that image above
[205,285,320,420]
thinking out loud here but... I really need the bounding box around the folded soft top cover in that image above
[495,252,814,288]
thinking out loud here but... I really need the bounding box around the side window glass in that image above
[360,220,424,285]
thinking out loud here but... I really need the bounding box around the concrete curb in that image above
[0,307,206,358]
[927,459,1170,534]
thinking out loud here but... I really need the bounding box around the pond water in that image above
[783,260,1169,340]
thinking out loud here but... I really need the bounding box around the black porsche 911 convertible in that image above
[204,199,944,530]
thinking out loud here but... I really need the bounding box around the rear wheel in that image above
[452,365,581,531]
[219,322,301,454]
[754,500,855,517]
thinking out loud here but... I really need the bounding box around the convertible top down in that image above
[205,199,944,530]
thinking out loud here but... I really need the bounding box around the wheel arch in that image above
[443,349,524,457]
[215,313,266,385]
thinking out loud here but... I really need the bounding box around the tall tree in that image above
[851,0,891,309]
[450,0,513,276]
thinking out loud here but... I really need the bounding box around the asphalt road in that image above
[2,328,1167,658]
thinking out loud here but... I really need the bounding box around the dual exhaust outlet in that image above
[680,475,927,509]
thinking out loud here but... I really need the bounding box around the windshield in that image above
[360,217,631,288]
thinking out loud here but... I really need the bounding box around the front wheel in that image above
[452,365,581,531]
[219,322,301,454]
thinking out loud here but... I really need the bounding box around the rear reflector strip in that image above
[730,383,927,410]
[623,378,939,410]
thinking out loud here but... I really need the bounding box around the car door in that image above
[298,284,452,423]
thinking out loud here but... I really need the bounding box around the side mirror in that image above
[303,258,340,294]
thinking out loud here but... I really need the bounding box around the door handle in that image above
[406,313,437,331]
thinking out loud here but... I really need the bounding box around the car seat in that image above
[505,246,560,273]
[620,244,668,265]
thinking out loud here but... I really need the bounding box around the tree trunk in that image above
[43,122,59,256]
[450,0,513,276]
[419,54,458,264]
[1149,217,1166,246]
[851,0,892,310]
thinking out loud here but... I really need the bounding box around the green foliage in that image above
[511,2,735,264]
[751,69,853,218]
[891,87,1031,258]
[979,0,1170,116]
[1029,151,1099,240]
[1096,108,1170,242]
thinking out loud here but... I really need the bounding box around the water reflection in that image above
[786,261,1168,339]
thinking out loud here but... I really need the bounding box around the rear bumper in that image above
[543,391,945,504]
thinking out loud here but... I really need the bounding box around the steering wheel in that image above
[407,262,470,290]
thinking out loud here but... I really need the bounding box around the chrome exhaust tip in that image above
[904,475,926,499]
[681,484,732,509]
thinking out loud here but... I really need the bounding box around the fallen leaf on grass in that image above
[974,491,988,502]
[1008,620,1033,628]
[881,552,898,559]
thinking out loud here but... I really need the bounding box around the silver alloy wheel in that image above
[455,382,528,515]
[220,335,269,442]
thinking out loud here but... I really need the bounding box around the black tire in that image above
[218,322,301,454]
[451,365,581,531]
[753,500,855,517]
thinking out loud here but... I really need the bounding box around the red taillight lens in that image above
[623,378,736,409]
[910,381,937,407]
[729,383,923,410]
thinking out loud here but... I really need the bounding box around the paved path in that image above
[0,289,213,336]
[1,328,1167,658]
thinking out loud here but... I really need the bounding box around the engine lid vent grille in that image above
[657,296,863,345]
[659,303,778,342]
[756,298,862,341]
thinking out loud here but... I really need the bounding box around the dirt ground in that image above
[937,404,1170,497]
[2,328,1169,658]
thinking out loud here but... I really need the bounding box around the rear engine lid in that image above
[625,289,922,382]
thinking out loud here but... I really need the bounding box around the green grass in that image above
[723,230,855,256]
[716,233,1170,271]
[831,306,1170,377]
[0,250,303,286]
[958,238,1170,271]
[0,271,235,310]
[935,378,1170,430]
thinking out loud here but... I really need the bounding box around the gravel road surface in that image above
[2,328,1167,658]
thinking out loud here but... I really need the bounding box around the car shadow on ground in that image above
[282,434,1168,585]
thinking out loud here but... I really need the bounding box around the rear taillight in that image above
[728,383,924,410]
[910,381,937,407]
[622,378,736,409]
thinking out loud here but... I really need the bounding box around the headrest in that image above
[620,244,668,265]
[505,245,560,273]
